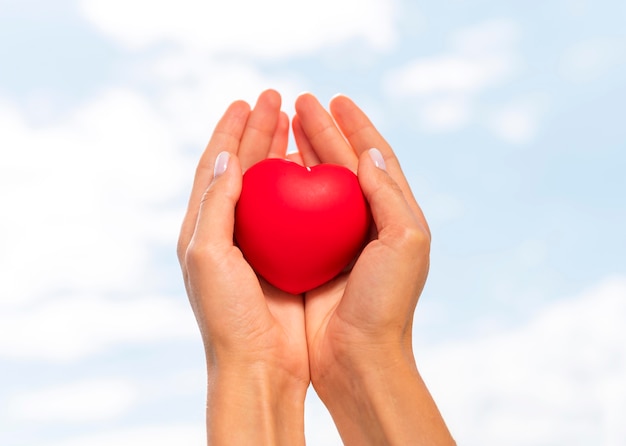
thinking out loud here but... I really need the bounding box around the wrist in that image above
[206,361,308,446]
[313,343,415,413]
[312,334,416,394]
[313,347,454,446]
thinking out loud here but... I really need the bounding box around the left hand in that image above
[177,89,309,445]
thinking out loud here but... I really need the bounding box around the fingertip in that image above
[329,92,350,105]
[295,92,308,105]
[357,149,404,223]
[295,92,320,112]
[262,87,280,96]
[357,148,386,196]
[358,147,387,175]
[209,151,242,195]
[329,93,357,114]
[368,148,387,171]
[213,151,231,179]
[257,88,282,108]
[296,91,314,100]
[228,99,252,115]
[329,92,348,104]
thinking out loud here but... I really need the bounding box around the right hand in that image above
[294,93,454,445]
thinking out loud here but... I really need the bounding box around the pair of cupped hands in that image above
[177,90,445,444]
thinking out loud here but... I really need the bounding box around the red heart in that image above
[234,158,370,294]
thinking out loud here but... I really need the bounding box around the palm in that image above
[291,93,431,386]
[303,274,351,381]
[208,247,309,383]
[303,242,399,381]
[179,89,310,383]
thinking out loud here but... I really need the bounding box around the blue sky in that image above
[1,0,625,444]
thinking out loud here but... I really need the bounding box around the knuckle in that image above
[372,173,402,197]
[385,223,430,254]
[199,187,214,205]
[184,239,214,268]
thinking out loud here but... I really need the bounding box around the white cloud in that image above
[420,276,626,445]
[0,48,311,361]
[450,18,519,57]
[0,91,205,360]
[0,295,197,360]
[0,91,186,307]
[385,19,518,98]
[386,54,514,97]
[384,19,520,133]
[79,0,397,58]
[486,99,542,145]
[7,378,137,422]
[144,55,304,148]
[33,424,204,446]
[417,96,471,132]
[559,37,626,83]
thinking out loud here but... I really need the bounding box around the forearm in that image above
[316,351,455,446]
[206,363,307,446]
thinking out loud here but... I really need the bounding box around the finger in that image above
[238,89,282,170]
[294,93,357,171]
[177,100,250,263]
[267,111,290,159]
[184,152,260,315]
[358,149,423,238]
[330,94,430,235]
[292,114,320,166]
[336,150,430,331]
[348,149,429,310]
[188,152,242,255]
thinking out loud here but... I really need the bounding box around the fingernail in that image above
[369,148,386,171]
[213,151,230,179]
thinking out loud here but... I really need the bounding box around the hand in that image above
[177,90,309,445]
[293,93,455,445]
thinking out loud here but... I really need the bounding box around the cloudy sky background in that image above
[1,0,625,444]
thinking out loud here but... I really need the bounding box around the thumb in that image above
[189,151,242,253]
[357,149,424,246]
[336,149,430,334]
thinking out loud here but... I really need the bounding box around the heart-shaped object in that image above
[234,158,370,294]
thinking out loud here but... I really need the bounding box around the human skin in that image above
[177,89,455,445]
[177,90,309,446]
[294,93,455,445]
